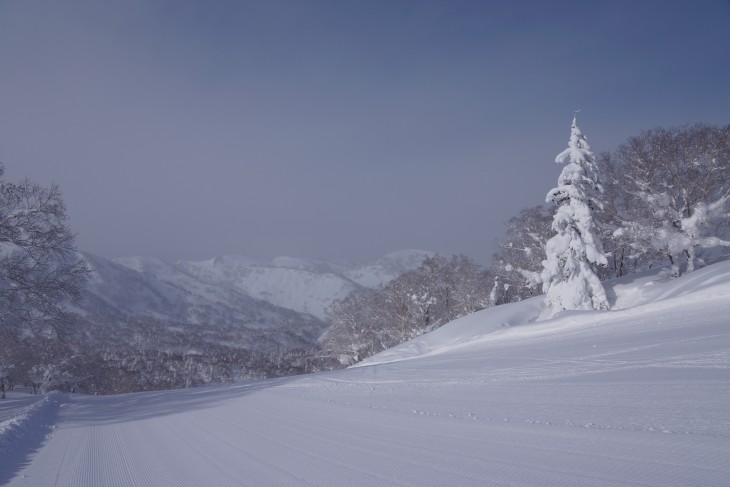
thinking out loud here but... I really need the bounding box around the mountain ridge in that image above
[78,249,434,331]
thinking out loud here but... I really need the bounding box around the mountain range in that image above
[76,250,433,337]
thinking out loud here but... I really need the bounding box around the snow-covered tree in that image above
[0,164,89,338]
[320,290,387,366]
[321,255,491,366]
[542,116,609,317]
[603,124,730,277]
[0,362,13,399]
[29,363,64,394]
[408,254,489,323]
[492,205,552,303]
[598,152,665,278]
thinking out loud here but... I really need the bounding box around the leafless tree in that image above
[0,163,89,339]
[491,205,552,304]
[321,255,490,366]
[603,124,730,276]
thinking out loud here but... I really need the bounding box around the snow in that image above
[640,192,730,275]
[543,116,609,316]
[98,250,431,321]
[0,391,45,428]
[343,250,435,289]
[81,252,309,330]
[2,260,730,486]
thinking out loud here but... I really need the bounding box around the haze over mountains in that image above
[78,249,433,330]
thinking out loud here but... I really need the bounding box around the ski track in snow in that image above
[3,262,730,486]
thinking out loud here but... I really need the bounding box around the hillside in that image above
[2,260,729,486]
[80,249,432,325]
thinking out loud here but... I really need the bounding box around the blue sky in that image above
[1,0,728,263]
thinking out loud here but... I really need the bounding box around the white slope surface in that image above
[3,262,730,486]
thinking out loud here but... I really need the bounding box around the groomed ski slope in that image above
[2,261,730,486]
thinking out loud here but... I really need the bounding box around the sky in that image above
[0,0,729,265]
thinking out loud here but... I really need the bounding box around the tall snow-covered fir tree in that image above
[541,115,609,317]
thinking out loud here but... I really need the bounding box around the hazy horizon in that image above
[1,0,729,264]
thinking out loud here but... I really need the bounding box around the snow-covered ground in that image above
[2,261,729,486]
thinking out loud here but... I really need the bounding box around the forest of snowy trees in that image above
[1,121,728,393]
[494,122,730,300]
[323,120,730,364]
[320,254,492,366]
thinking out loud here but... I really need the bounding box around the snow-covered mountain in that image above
[174,249,433,320]
[173,255,357,321]
[5,259,729,486]
[343,249,435,288]
[80,253,317,331]
[80,250,432,327]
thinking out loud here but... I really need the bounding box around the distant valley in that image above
[76,249,433,347]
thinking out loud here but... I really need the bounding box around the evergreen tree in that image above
[542,115,609,317]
